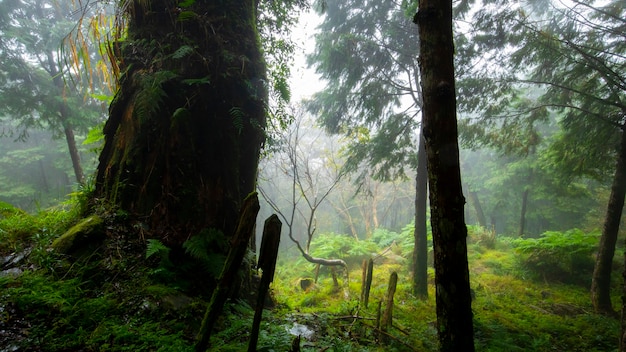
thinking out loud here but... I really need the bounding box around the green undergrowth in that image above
[0,202,621,351]
[271,227,620,352]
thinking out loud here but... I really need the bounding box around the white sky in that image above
[288,9,324,102]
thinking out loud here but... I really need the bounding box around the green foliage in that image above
[459,0,626,180]
[228,107,245,134]
[182,228,228,278]
[272,224,620,351]
[512,229,599,285]
[467,225,497,249]
[0,200,25,218]
[309,232,379,266]
[307,0,421,181]
[172,45,194,59]
[1,270,196,351]
[134,70,178,122]
[0,204,78,256]
[82,123,105,146]
[1,216,621,352]
[146,239,170,260]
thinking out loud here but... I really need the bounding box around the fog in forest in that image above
[1,0,625,351]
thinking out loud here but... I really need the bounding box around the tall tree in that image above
[307,0,430,298]
[414,0,475,350]
[94,0,267,253]
[0,0,104,185]
[458,0,626,316]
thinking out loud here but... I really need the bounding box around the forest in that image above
[0,0,624,351]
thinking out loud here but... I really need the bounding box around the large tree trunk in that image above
[414,1,475,350]
[95,0,266,246]
[593,127,626,317]
[413,127,428,299]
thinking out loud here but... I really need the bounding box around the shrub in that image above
[512,229,599,286]
[309,233,380,267]
[467,225,496,249]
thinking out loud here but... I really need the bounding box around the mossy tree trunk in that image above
[95,0,266,246]
[414,0,475,350]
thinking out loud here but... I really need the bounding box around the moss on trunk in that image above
[95,0,266,245]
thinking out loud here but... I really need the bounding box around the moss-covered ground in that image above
[0,201,620,351]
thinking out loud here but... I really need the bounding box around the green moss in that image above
[51,215,105,256]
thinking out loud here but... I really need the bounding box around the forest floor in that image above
[0,202,621,351]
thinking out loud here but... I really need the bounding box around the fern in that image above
[229,107,245,134]
[146,239,170,259]
[134,70,177,122]
[172,45,193,59]
[183,228,228,277]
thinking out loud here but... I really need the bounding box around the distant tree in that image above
[458,0,626,316]
[0,129,79,210]
[258,110,348,270]
[307,0,430,298]
[0,0,105,185]
[461,148,598,236]
[414,0,475,350]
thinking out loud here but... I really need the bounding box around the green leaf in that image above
[146,239,170,259]
[182,76,210,85]
[172,45,193,59]
[177,11,197,22]
[178,0,195,7]
[82,125,104,145]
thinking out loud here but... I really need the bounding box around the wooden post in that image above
[375,300,382,341]
[360,259,367,303]
[248,215,282,352]
[314,263,320,283]
[363,258,374,308]
[381,271,398,333]
[331,266,339,289]
[194,193,260,352]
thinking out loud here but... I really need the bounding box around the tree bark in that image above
[95,0,266,245]
[593,127,626,317]
[413,127,428,299]
[414,1,475,350]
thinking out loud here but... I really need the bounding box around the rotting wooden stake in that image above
[381,271,398,334]
[363,258,374,308]
[248,214,282,352]
[194,193,259,352]
[360,259,367,303]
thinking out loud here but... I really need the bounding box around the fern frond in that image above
[229,107,245,134]
[172,45,193,59]
[134,70,177,121]
[146,239,169,259]
[182,235,211,262]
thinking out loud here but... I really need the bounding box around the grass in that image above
[0,204,621,351]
